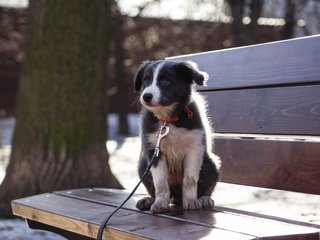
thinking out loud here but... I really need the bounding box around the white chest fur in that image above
[147,125,205,173]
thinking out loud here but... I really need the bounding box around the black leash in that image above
[96,124,170,240]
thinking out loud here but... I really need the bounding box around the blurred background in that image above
[1,0,320,126]
[0,0,319,238]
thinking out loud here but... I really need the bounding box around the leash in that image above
[96,123,170,240]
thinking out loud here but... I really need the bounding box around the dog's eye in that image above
[144,77,151,84]
[160,79,170,87]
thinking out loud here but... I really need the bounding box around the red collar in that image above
[158,106,193,124]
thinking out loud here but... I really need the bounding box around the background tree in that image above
[281,0,296,39]
[227,0,263,46]
[0,0,122,217]
[299,0,320,36]
[111,2,129,135]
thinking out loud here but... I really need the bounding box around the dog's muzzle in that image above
[142,93,153,104]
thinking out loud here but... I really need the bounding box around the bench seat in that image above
[12,188,320,240]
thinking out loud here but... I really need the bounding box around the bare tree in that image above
[282,0,296,39]
[226,0,263,46]
[112,2,129,135]
[300,0,320,35]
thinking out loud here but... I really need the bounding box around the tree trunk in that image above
[227,0,248,46]
[0,0,122,217]
[113,10,129,135]
[248,0,263,43]
[281,0,296,39]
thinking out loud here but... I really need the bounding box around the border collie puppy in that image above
[134,60,220,213]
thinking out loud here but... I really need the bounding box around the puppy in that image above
[134,60,220,213]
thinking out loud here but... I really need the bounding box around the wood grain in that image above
[11,193,254,240]
[11,194,147,240]
[214,137,320,195]
[168,35,320,90]
[203,85,320,135]
[55,189,320,240]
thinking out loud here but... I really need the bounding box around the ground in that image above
[0,115,319,239]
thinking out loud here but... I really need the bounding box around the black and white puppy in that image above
[134,60,220,213]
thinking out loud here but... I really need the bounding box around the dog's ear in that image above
[134,60,153,92]
[175,61,209,86]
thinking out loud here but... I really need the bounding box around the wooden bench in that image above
[12,35,320,239]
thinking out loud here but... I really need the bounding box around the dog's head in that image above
[134,60,208,116]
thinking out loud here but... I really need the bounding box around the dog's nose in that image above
[143,93,153,103]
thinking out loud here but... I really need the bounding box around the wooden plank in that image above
[11,193,254,240]
[214,206,320,231]
[55,189,320,240]
[12,194,147,240]
[167,35,320,90]
[213,137,320,195]
[203,85,320,135]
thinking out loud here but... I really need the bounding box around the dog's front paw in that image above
[136,197,155,211]
[150,198,169,213]
[183,198,202,210]
[199,196,214,208]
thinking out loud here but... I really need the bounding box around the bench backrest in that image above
[168,35,320,195]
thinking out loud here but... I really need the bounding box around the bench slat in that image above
[12,193,147,240]
[168,35,320,90]
[203,85,320,135]
[12,188,317,240]
[214,137,320,194]
[55,189,320,240]
[11,191,255,240]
